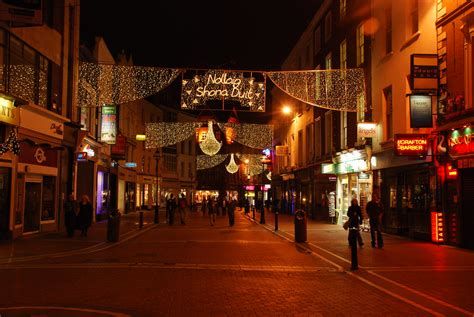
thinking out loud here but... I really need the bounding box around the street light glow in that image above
[282,105,292,115]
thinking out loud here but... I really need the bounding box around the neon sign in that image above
[448,127,473,157]
[431,212,444,243]
[394,134,429,156]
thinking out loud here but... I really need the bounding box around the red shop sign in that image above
[111,134,126,157]
[448,127,474,157]
[394,134,429,156]
[19,143,58,167]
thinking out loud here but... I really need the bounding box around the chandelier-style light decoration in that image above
[145,122,202,148]
[266,69,366,112]
[199,121,222,156]
[225,153,239,174]
[266,171,272,181]
[218,123,273,149]
[197,154,228,170]
[78,62,181,107]
[0,130,20,155]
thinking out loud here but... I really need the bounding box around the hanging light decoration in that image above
[0,129,20,156]
[197,154,228,170]
[266,171,272,181]
[218,122,273,149]
[237,154,264,176]
[199,121,222,156]
[225,153,239,174]
[145,122,202,148]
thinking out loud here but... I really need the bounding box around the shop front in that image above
[322,147,372,224]
[136,175,156,210]
[118,166,137,213]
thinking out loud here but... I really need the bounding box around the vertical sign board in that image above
[431,211,444,243]
[410,54,438,91]
[410,95,433,128]
[100,105,117,144]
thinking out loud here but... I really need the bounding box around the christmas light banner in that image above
[181,70,266,112]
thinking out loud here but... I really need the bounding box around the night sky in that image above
[80,0,323,70]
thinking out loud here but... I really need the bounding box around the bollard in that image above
[294,209,307,243]
[252,206,255,220]
[154,205,159,224]
[275,211,279,231]
[139,211,144,229]
[107,210,121,242]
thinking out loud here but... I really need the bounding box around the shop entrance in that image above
[461,168,474,249]
[24,182,41,233]
[0,167,11,239]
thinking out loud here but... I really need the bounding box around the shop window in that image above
[383,86,393,140]
[324,12,332,43]
[356,24,365,66]
[389,185,397,208]
[314,26,321,55]
[41,176,56,221]
[385,3,393,54]
[409,1,419,35]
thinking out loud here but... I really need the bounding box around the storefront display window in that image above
[389,185,397,208]
[41,176,55,221]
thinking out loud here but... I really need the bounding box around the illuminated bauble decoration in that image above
[199,121,222,156]
[266,171,272,181]
[225,153,239,174]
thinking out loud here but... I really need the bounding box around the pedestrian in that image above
[367,193,384,248]
[78,194,93,237]
[168,194,177,225]
[244,198,250,215]
[347,198,363,270]
[178,194,187,225]
[64,194,77,237]
[209,196,217,226]
[201,196,208,216]
[228,197,237,227]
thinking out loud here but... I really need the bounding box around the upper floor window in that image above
[314,26,321,55]
[340,40,347,69]
[383,86,393,140]
[357,93,365,123]
[356,24,365,66]
[325,111,333,154]
[410,0,419,35]
[340,0,347,19]
[385,4,393,54]
[324,12,332,43]
[325,52,332,70]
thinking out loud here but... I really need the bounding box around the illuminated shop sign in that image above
[431,212,444,243]
[0,96,18,125]
[275,145,289,156]
[83,144,95,158]
[244,185,255,191]
[448,127,473,157]
[394,134,429,156]
[357,122,377,139]
[100,105,117,144]
[410,54,438,90]
[321,161,367,175]
[76,152,88,162]
[125,162,137,168]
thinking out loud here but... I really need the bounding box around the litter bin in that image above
[294,209,307,243]
[107,210,121,242]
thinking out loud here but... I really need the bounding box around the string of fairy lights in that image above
[0,130,21,155]
[198,121,222,156]
[217,122,273,149]
[225,153,239,174]
[145,122,202,148]
[197,154,229,170]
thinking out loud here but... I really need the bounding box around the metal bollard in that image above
[275,211,279,231]
[154,205,159,224]
[139,211,144,229]
[252,206,255,220]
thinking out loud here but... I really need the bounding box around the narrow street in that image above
[0,210,472,316]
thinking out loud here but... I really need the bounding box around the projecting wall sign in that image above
[181,70,265,112]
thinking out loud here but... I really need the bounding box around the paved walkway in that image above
[0,209,472,316]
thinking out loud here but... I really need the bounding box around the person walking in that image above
[228,197,237,227]
[78,195,93,237]
[367,193,384,248]
[347,198,363,271]
[64,194,77,237]
[201,196,208,216]
[209,196,217,226]
[178,194,187,225]
[244,198,250,216]
[168,194,177,225]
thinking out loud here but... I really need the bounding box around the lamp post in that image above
[260,152,271,225]
[154,150,160,224]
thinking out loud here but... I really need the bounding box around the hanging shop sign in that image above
[448,127,474,158]
[410,54,438,91]
[275,145,289,156]
[83,144,95,158]
[19,143,57,168]
[100,105,117,144]
[111,134,126,158]
[409,95,432,128]
[76,152,88,162]
[430,211,444,243]
[394,134,429,156]
[0,96,18,125]
[181,70,266,112]
[357,122,376,139]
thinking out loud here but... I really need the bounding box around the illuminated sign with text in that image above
[431,212,444,243]
[448,127,473,158]
[394,134,429,156]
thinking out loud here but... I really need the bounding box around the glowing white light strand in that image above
[238,154,265,176]
[266,69,366,112]
[225,153,239,174]
[199,121,222,156]
[197,154,229,170]
[145,122,202,148]
[218,123,273,149]
[79,62,181,107]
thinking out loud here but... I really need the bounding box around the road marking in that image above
[367,270,474,316]
[0,306,130,316]
[365,266,474,272]
[127,239,282,244]
[0,262,338,273]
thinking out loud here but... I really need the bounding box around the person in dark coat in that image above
[168,194,177,225]
[201,196,208,216]
[244,198,250,215]
[347,198,363,270]
[228,198,237,227]
[367,193,384,248]
[78,195,93,237]
[64,194,77,237]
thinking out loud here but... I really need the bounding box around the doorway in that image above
[24,182,41,233]
[0,167,11,239]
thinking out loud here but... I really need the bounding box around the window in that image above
[325,53,332,70]
[384,86,393,140]
[188,162,193,178]
[41,176,56,221]
[357,93,365,122]
[315,118,322,158]
[339,40,347,69]
[180,161,185,178]
[164,154,177,172]
[298,130,303,166]
[410,1,419,35]
[340,0,346,19]
[324,12,332,42]
[314,26,321,55]
[325,111,333,154]
[306,124,314,162]
[385,3,392,54]
[356,24,365,66]
[341,111,347,149]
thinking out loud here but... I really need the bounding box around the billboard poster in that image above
[100,105,116,144]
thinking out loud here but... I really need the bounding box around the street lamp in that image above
[260,151,271,225]
[153,150,161,224]
[282,105,292,115]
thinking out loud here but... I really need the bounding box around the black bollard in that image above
[139,211,144,229]
[275,211,279,231]
[154,205,159,224]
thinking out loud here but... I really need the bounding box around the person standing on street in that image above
[347,198,363,271]
[178,194,187,225]
[209,196,217,226]
[78,195,93,237]
[228,197,237,227]
[244,198,250,215]
[367,193,384,248]
[64,194,77,237]
[168,194,177,225]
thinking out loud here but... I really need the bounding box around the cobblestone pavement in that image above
[0,209,473,316]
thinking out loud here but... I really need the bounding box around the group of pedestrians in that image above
[201,196,237,227]
[64,194,93,237]
[165,193,188,225]
[345,193,384,271]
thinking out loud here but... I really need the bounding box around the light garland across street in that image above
[197,154,228,170]
[145,122,202,148]
[218,122,273,149]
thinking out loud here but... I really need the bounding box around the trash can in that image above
[107,210,121,242]
[294,209,307,243]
